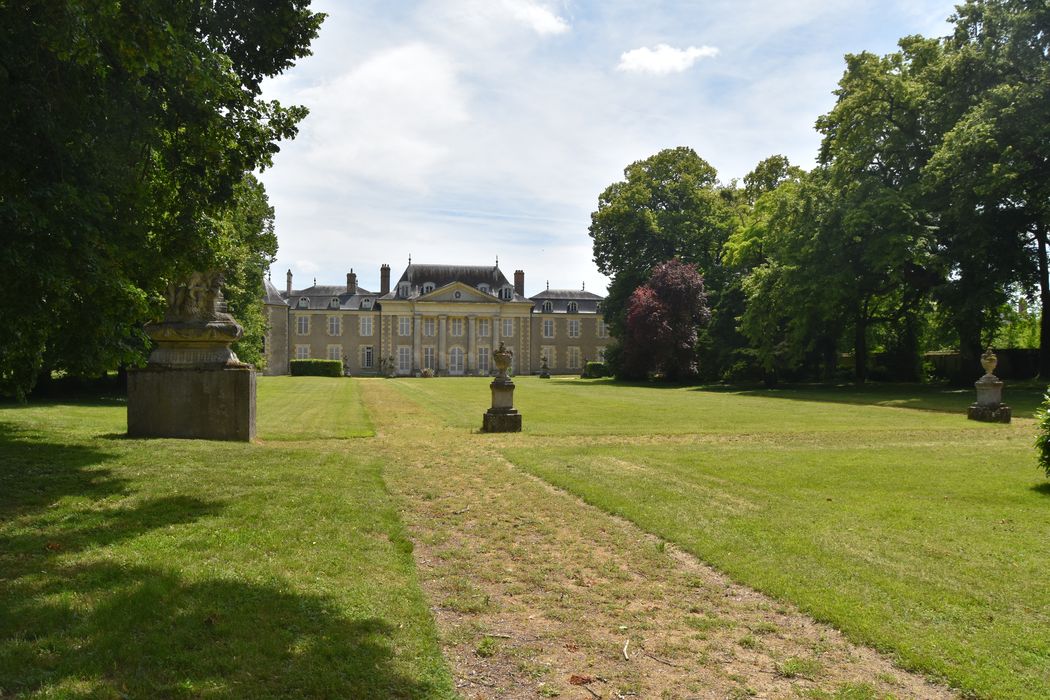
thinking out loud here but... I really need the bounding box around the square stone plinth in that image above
[482,409,522,433]
[967,403,1011,424]
[128,366,256,441]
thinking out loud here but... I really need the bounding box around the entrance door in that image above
[449,347,465,375]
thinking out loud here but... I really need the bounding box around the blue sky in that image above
[259,0,959,296]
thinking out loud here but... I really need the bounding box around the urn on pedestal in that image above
[482,342,522,432]
[967,347,1011,423]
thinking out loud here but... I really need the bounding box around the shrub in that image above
[420,367,435,378]
[1036,389,1050,477]
[290,359,343,377]
[581,361,607,378]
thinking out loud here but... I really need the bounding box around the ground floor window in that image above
[478,347,490,373]
[295,345,310,359]
[423,346,435,370]
[327,344,342,361]
[361,345,374,369]
[567,346,581,370]
[541,346,556,369]
[449,347,464,374]
[398,346,411,372]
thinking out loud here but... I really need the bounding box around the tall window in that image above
[541,346,555,368]
[423,346,435,370]
[476,318,489,337]
[567,346,581,370]
[327,345,342,360]
[542,300,553,312]
[567,319,580,338]
[450,318,464,337]
[542,318,554,338]
[424,318,436,337]
[567,301,578,313]
[398,346,411,372]
[360,316,373,337]
[478,347,490,373]
[502,319,513,337]
[295,345,310,359]
[597,319,608,338]
[361,345,374,369]
[296,316,309,335]
[449,347,464,374]
[499,287,512,300]
[398,317,411,337]
[327,316,341,336]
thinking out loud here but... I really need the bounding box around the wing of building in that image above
[262,263,610,376]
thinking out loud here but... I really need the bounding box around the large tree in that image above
[0,0,323,397]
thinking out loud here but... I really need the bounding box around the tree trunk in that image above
[854,311,868,384]
[1036,225,1050,378]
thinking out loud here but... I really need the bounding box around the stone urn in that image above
[968,346,1011,423]
[482,342,521,432]
[539,355,550,379]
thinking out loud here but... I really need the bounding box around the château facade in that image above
[262,262,610,376]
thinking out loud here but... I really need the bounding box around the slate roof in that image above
[263,277,286,305]
[280,284,378,311]
[529,288,604,314]
[384,263,527,301]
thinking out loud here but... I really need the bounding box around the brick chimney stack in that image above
[380,264,391,296]
[347,269,357,294]
[514,270,525,298]
[286,269,293,296]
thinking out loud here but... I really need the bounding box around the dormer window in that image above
[478,283,490,294]
[567,301,578,313]
[422,283,435,294]
[361,298,372,309]
[542,300,553,313]
[330,297,340,309]
[499,287,512,300]
[596,302,603,312]
[399,282,410,298]
[297,297,309,308]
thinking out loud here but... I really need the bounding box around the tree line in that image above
[591,0,1049,384]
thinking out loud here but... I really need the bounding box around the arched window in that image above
[361,298,372,309]
[330,297,340,309]
[542,300,553,313]
[596,302,602,312]
[422,283,435,294]
[297,297,309,308]
[478,283,490,294]
[567,301,578,313]
[449,347,465,374]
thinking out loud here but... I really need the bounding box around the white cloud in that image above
[617,43,720,75]
[503,0,570,35]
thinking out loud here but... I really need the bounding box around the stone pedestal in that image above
[126,270,257,441]
[482,378,521,432]
[128,366,256,440]
[968,375,1011,423]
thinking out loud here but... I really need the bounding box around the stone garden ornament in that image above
[482,341,522,432]
[967,347,1011,423]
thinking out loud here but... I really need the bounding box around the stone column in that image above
[467,316,476,375]
[413,314,422,373]
[438,315,447,374]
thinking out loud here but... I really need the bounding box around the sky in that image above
[259,0,960,297]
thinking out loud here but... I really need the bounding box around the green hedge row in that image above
[290,359,343,377]
[581,361,607,378]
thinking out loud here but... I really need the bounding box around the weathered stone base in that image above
[482,410,522,433]
[128,366,256,441]
[967,403,1012,423]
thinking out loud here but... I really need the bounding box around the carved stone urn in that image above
[145,271,247,368]
[968,346,1011,423]
[482,342,521,432]
[539,355,550,379]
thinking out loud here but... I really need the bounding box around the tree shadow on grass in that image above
[1030,482,1050,496]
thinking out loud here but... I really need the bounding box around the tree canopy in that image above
[0,0,323,398]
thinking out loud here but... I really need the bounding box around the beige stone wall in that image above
[530,313,610,374]
[263,303,290,376]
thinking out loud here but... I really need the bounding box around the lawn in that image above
[0,383,451,699]
[391,376,1050,699]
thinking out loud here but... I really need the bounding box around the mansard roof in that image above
[282,284,377,311]
[386,263,526,301]
[530,288,604,314]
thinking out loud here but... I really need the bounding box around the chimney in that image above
[514,270,525,298]
[380,264,391,296]
[286,269,293,295]
[347,268,357,294]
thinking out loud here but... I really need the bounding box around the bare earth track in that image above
[362,380,957,700]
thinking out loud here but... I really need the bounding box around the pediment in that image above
[418,281,499,303]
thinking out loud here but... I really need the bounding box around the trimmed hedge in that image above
[581,361,607,378]
[290,359,343,377]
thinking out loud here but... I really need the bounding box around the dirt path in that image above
[362,380,956,700]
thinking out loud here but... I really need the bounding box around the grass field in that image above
[0,379,451,699]
[3,375,1049,699]
[393,376,1050,699]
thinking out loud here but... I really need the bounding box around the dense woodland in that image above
[592,0,1049,384]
